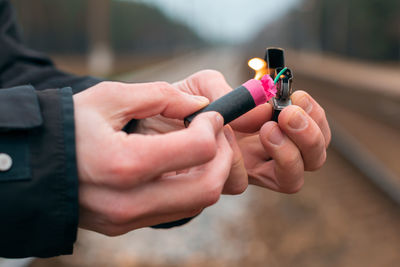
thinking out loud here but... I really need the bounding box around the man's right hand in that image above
[73,81,234,236]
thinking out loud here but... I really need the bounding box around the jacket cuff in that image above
[59,87,79,254]
[33,87,79,257]
[0,87,78,258]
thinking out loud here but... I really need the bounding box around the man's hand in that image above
[172,70,331,194]
[239,91,330,193]
[73,69,331,236]
[73,81,235,236]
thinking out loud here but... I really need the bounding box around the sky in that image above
[127,0,301,44]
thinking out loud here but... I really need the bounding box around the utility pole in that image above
[87,0,113,76]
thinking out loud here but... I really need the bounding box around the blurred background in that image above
[2,0,400,266]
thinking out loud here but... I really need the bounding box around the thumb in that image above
[87,81,210,127]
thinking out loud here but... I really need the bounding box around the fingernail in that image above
[192,95,209,105]
[214,112,223,126]
[298,95,313,114]
[268,125,284,146]
[288,110,308,130]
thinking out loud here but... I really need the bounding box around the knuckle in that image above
[103,227,127,237]
[186,208,203,218]
[280,179,304,194]
[302,130,326,171]
[152,82,175,98]
[200,180,223,207]
[108,159,127,178]
[226,182,248,195]
[193,133,218,161]
[200,69,224,79]
[204,190,221,207]
[233,179,248,194]
[104,198,147,226]
[105,203,132,225]
[162,86,184,102]
[225,159,248,195]
[153,81,171,90]
[306,150,327,171]
[108,158,129,178]
[107,81,125,93]
[108,158,143,187]
[191,69,225,87]
[315,107,326,125]
[280,152,301,170]
[307,132,324,152]
[162,82,175,92]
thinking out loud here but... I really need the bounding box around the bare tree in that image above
[87,0,113,76]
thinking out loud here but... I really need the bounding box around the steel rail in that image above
[329,118,400,206]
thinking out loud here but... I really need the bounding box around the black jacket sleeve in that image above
[0,86,78,258]
[0,0,100,258]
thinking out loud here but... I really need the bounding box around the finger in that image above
[80,207,201,236]
[119,210,202,233]
[221,125,248,195]
[93,81,210,129]
[173,70,229,101]
[106,112,225,188]
[229,104,273,133]
[258,121,304,193]
[173,69,273,133]
[81,130,233,227]
[133,129,233,212]
[110,211,201,236]
[278,105,327,171]
[291,91,331,148]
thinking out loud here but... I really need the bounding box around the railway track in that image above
[30,49,400,267]
[298,74,400,202]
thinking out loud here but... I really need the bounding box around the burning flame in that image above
[248,57,268,80]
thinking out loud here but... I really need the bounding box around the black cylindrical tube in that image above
[272,109,281,122]
[184,86,256,127]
